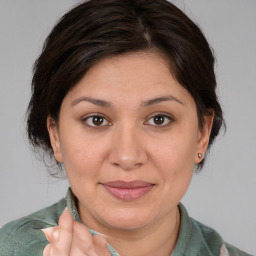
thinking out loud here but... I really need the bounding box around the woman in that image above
[0,0,252,255]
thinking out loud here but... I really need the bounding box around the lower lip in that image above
[102,185,153,201]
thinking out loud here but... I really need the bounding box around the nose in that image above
[108,123,148,171]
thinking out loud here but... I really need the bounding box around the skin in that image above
[45,51,214,256]
[42,208,110,256]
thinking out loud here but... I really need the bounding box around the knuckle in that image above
[59,227,71,238]
[75,237,94,250]
[93,235,108,247]
[73,222,92,242]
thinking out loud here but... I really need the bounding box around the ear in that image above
[194,111,214,164]
[47,116,63,163]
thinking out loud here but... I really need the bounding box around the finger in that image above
[70,221,110,256]
[43,243,70,256]
[43,208,74,255]
[58,207,74,232]
[92,235,111,256]
[70,221,94,254]
[52,207,74,252]
[42,208,74,243]
[92,235,108,247]
[43,244,53,256]
[56,226,75,253]
[41,227,59,242]
[43,226,73,255]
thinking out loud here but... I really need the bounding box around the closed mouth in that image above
[101,180,154,201]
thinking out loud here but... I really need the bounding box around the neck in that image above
[84,206,181,256]
[111,207,180,256]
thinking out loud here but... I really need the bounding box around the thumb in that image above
[41,226,58,242]
[58,207,74,232]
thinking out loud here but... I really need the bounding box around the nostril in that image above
[111,160,143,171]
[108,132,148,170]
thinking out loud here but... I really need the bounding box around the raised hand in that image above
[42,208,111,256]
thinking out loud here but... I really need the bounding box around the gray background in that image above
[0,0,255,255]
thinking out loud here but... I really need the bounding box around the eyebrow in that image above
[141,95,184,107]
[71,95,184,108]
[71,97,112,108]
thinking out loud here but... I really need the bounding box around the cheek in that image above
[152,145,194,206]
[149,131,197,194]
[60,134,108,180]
[151,133,197,174]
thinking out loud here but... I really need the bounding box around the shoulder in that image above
[191,218,253,256]
[222,243,254,256]
[177,204,252,256]
[0,198,66,256]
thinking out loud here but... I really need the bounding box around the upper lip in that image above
[102,180,154,188]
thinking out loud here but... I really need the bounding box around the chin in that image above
[99,208,155,231]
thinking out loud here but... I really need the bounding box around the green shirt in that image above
[0,188,252,256]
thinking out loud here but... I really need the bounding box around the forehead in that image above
[66,51,193,106]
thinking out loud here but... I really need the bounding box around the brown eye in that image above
[84,115,110,127]
[154,115,165,125]
[92,116,104,126]
[147,114,172,126]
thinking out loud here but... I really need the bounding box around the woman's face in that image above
[48,51,212,232]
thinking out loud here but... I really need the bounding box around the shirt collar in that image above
[66,188,120,255]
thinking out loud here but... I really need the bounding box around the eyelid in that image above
[81,112,174,128]
[82,113,112,127]
[145,112,174,127]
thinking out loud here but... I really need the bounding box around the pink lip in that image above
[101,180,154,201]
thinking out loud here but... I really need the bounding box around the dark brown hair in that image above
[27,0,224,172]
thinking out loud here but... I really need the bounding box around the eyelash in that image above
[145,112,174,127]
[82,112,174,128]
[82,114,112,128]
